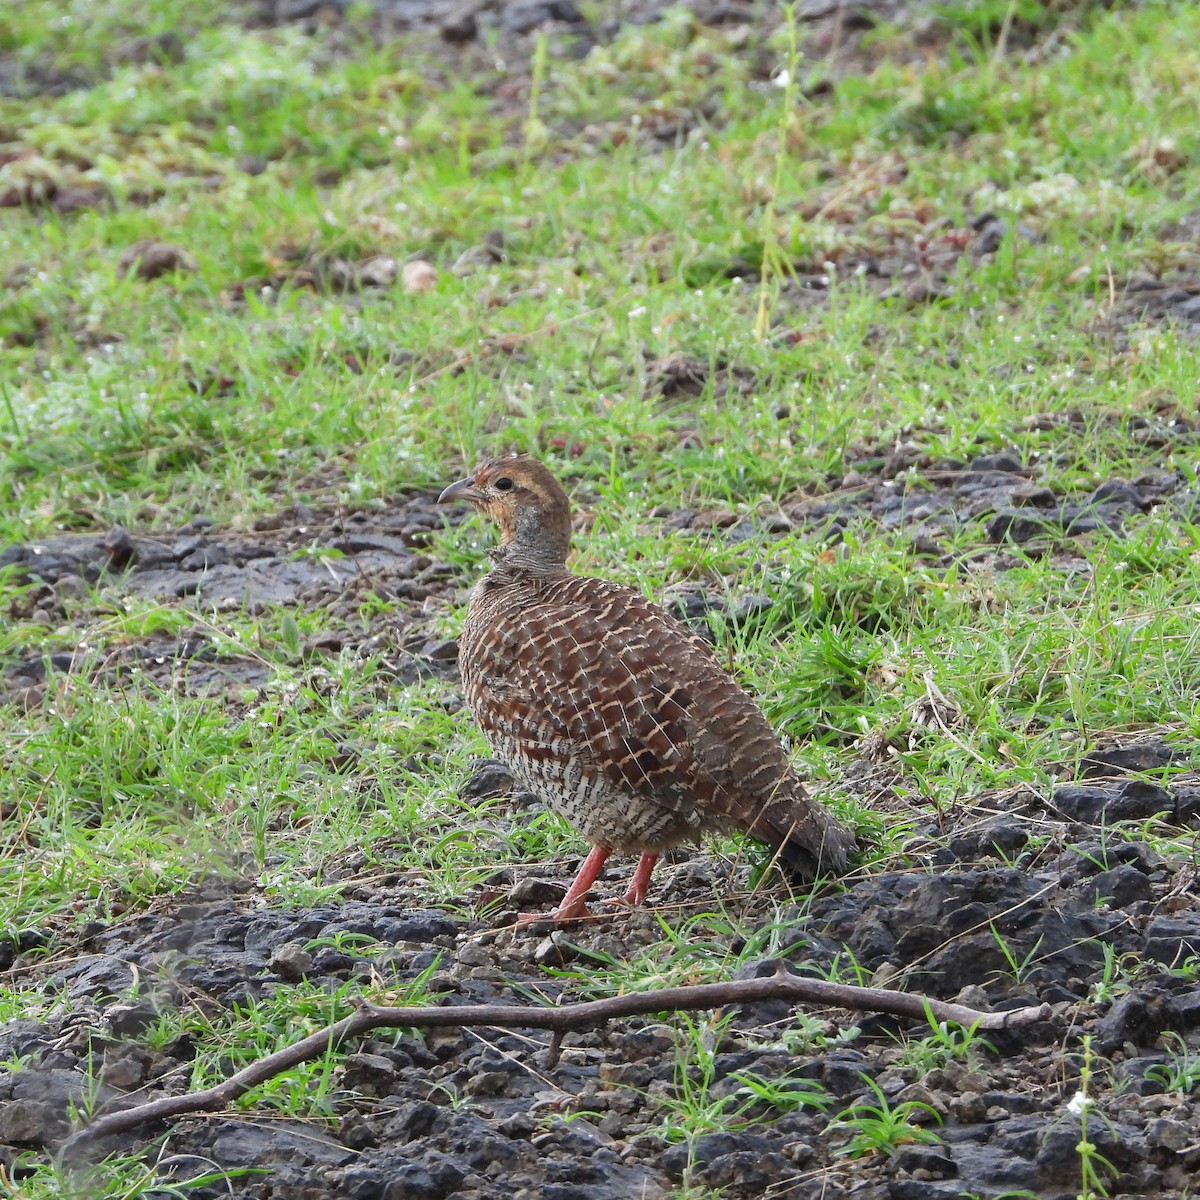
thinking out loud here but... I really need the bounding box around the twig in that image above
[62,961,1051,1152]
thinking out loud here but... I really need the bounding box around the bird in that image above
[438,456,854,922]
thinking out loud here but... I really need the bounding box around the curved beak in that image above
[438,477,484,505]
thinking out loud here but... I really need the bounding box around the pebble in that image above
[402,260,438,293]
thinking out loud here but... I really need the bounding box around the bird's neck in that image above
[491,507,571,576]
[487,541,570,577]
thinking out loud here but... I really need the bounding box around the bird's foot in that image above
[603,887,648,911]
[515,845,611,926]
[605,852,657,909]
[516,896,594,925]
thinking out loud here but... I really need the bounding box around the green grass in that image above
[829,1075,944,1159]
[2,0,1197,957]
[4,0,1200,1188]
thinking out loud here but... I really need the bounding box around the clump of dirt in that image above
[222,247,405,305]
[117,241,198,280]
[645,351,757,402]
[1101,270,1200,350]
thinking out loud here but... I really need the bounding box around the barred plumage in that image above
[439,457,854,921]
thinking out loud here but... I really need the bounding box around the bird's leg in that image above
[519,845,611,923]
[609,852,659,909]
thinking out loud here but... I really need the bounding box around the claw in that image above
[516,897,594,925]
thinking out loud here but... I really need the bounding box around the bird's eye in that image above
[493,476,514,492]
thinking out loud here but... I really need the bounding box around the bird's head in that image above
[438,456,572,573]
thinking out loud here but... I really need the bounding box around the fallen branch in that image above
[62,961,1051,1152]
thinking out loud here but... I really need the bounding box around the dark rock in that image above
[388,910,457,943]
[269,942,315,981]
[970,453,1024,473]
[845,869,1119,992]
[1051,780,1175,823]
[662,1131,772,1177]
[1143,914,1200,965]
[1074,863,1153,908]
[1093,989,1178,1052]
[948,1139,1038,1190]
[440,6,478,42]
[0,1020,53,1063]
[0,1100,59,1145]
[1080,739,1179,777]
[821,1049,876,1096]
[104,999,159,1038]
[1011,483,1056,506]
[337,1147,468,1200]
[460,758,515,799]
[1088,478,1146,507]
[103,524,136,568]
[53,954,135,1001]
[209,1119,355,1169]
[101,1044,154,1090]
[1058,838,1161,879]
[463,1069,511,1096]
[533,931,578,966]
[510,877,568,906]
[971,215,1007,256]
[598,1060,656,1088]
[1060,507,1105,535]
[498,1112,536,1139]
[947,815,1029,861]
[180,543,229,570]
[336,1165,391,1200]
[0,1068,102,1145]
[382,1163,441,1200]
[342,1052,399,1097]
[501,0,581,34]
[981,1089,1037,1113]
[1166,785,1200,821]
[889,1143,957,1178]
[1114,1054,1169,1094]
[1146,1117,1191,1152]
[614,1023,675,1060]
[311,946,355,974]
[1170,982,1200,1027]
[274,0,342,22]
[1032,1115,1143,1184]
[986,509,1050,543]
[698,1149,793,1194]
[887,1183,966,1200]
[841,908,895,960]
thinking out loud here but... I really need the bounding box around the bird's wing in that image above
[529,576,789,825]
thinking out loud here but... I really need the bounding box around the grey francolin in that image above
[439,456,854,921]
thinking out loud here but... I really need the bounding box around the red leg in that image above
[613,853,658,908]
[519,845,611,923]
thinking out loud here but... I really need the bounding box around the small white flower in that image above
[1067,1091,1093,1116]
[772,68,791,88]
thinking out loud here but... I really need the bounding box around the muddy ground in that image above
[5,1,1200,1198]
[4,437,1200,1199]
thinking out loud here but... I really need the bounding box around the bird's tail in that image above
[748,785,855,882]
